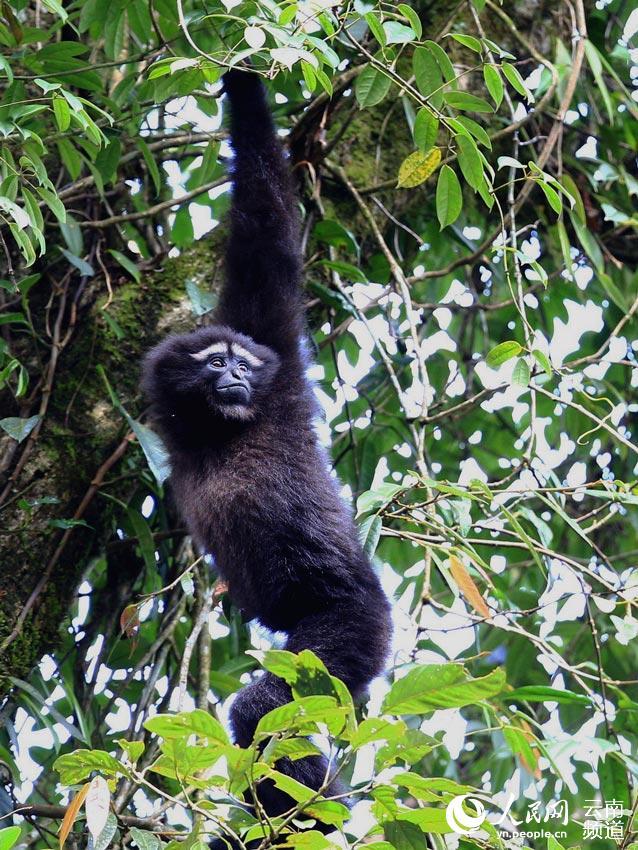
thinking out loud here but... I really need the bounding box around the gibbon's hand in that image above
[213,577,229,606]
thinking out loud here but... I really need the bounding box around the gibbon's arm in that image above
[217,70,303,356]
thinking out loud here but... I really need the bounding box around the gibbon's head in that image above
[142,326,280,426]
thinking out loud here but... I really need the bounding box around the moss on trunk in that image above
[0,234,222,690]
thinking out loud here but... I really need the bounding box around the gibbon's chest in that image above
[171,424,316,553]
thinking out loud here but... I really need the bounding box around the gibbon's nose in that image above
[231,365,246,379]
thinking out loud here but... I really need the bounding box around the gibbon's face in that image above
[190,338,264,411]
[143,327,280,425]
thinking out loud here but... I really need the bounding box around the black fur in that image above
[142,70,392,826]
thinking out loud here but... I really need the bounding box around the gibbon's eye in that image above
[236,361,250,374]
[209,357,226,368]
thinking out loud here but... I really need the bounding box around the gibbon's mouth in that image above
[217,383,250,401]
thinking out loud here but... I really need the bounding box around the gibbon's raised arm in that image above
[217,70,303,356]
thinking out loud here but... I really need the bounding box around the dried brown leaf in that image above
[449,554,491,619]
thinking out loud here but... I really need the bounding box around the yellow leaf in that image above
[59,783,89,849]
[517,718,541,780]
[449,554,491,619]
[397,147,441,188]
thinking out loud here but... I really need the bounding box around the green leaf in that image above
[300,60,317,93]
[364,13,386,48]
[355,65,392,108]
[502,62,530,99]
[436,165,462,229]
[125,416,171,484]
[108,249,141,283]
[104,8,126,59]
[35,185,66,223]
[558,175,583,225]
[382,664,505,714]
[136,137,162,197]
[49,517,90,530]
[349,718,406,749]
[319,259,366,283]
[486,340,522,367]
[116,739,144,763]
[57,138,82,181]
[506,686,591,706]
[598,271,627,311]
[144,709,230,744]
[532,349,552,377]
[94,813,118,850]
[503,725,538,774]
[52,94,71,131]
[536,179,562,215]
[385,819,430,849]
[599,753,630,810]
[383,22,415,44]
[393,773,476,799]
[54,749,124,785]
[314,219,358,254]
[0,416,40,443]
[264,738,323,764]
[398,5,422,39]
[571,216,603,273]
[444,91,493,113]
[41,0,68,20]
[376,729,434,768]
[423,40,457,87]
[314,66,333,97]
[357,482,403,516]
[483,65,503,109]
[255,695,346,737]
[60,247,94,277]
[60,214,83,256]
[454,115,491,148]
[185,279,216,315]
[413,46,443,107]
[358,515,382,557]
[449,33,482,53]
[397,148,441,188]
[0,313,28,326]
[584,40,614,124]
[0,827,21,850]
[455,134,484,190]
[255,766,349,825]
[0,56,14,85]
[512,358,531,388]
[413,109,439,152]
[171,204,194,248]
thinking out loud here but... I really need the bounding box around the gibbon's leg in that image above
[230,672,344,821]
[229,604,387,819]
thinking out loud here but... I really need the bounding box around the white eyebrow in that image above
[191,341,228,361]
[231,344,263,367]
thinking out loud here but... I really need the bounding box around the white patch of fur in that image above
[220,404,255,421]
[231,343,263,367]
[191,341,228,361]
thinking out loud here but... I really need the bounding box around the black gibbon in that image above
[142,70,392,824]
